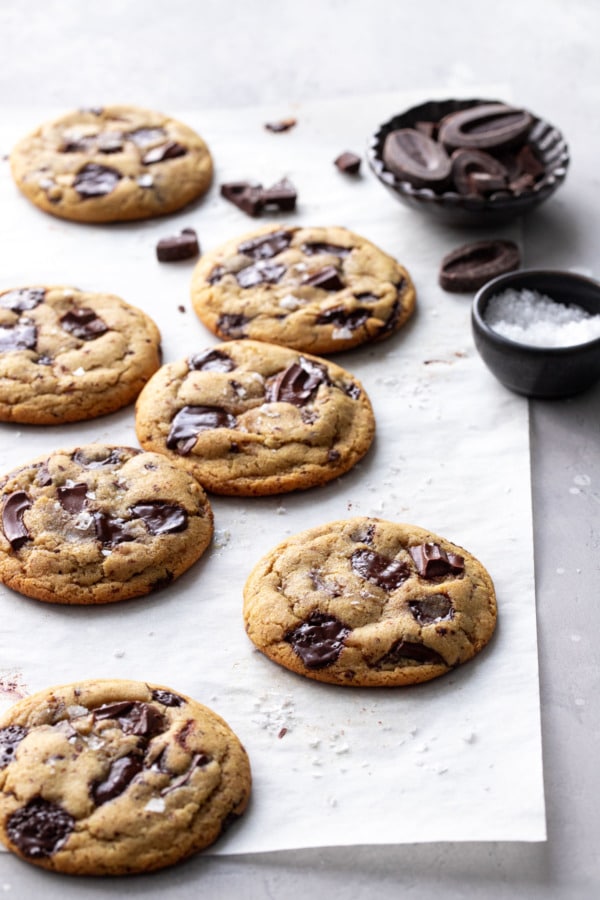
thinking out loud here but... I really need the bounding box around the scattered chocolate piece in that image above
[439,239,521,292]
[409,543,464,578]
[264,118,297,133]
[260,178,297,212]
[7,798,74,858]
[351,548,410,590]
[383,128,452,188]
[286,612,350,669]
[221,179,297,217]
[2,491,32,550]
[334,151,361,175]
[156,228,200,262]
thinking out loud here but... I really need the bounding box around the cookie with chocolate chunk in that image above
[10,105,213,222]
[190,225,416,354]
[0,445,213,604]
[135,340,375,495]
[0,679,251,874]
[243,517,496,685]
[0,285,161,424]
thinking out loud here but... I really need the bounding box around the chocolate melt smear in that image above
[73,163,121,198]
[2,491,32,550]
[60,307,108,341]
[286,612,350,669]
[351,548,410,591]
[238,229,292,260]
[189,348,236,372]
[167,405,237,455]
[409,594,454,625]
[409,543,464,578]
[0,288,46,312]
[57,483,88,514]
[0,725,28,768]
[265,357,330,407]
[380,639,446,667]
[7,798,74,858]
[0,323,37,352]
[92,755,143,806]
[130,501,188,535]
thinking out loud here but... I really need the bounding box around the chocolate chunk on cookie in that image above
[0,445,213,604]
[190,225,416,354]
[10,105,213,223]
[243,517,496,685]
[135,340,375,495]
[0,285,161,424]
[0,679,251,874]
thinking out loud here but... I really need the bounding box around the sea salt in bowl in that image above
[472,270,600,398]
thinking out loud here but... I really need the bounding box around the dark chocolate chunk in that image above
[57,483,88,514]
[316,307,369,330]
[130,501,188,535]
[128,127,166,146]
[2,491,32,550]
[61,135,96,153]
[409,594,454,625]
[93,512,134,546]
[93,701,164,738]
[217,313,250,337]
[221,181,264,217]
[238,229,292,260]
[60,307,109,340]
[73,163,121,198]
[92,754,143,805]
[438,103,533,152]
[334,151,361,174]
[151,689,184,707]
[236,261,287,288]
[0,288,46,312]
[302,242,351,258]
[167,405,237,455]
[189,348,235,372]
[0,323,37,352]
[72,447,125,468]
[142,141,187,164]
[514,143,545,179]
[439,239,521,293]
[450,148,508,196]
[409,543,464,578]
[382,128,452,188]
[351,548,410,591]
[286,612,350,669]
[379,639,446,667]
[7,798,74,858]
[260,178,297,212]
[208,265,226,285]
[302,266,344,291]
[0,725,28,768]
[156,228,199,262]
[265,357,330,406]
[264,118,297,133]
[93,701,136,721]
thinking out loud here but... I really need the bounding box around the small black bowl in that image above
[367,98,570,227]
[472,270,600,398]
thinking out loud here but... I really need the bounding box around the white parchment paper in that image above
[0,89,545,854]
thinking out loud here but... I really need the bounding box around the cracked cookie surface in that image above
[0,679,251,874]
[190,225,416,354]
[10,105,213,223]
[243,517,497,686]
[0,444,213,604]
[0,285,161,424]
[135,339,375,495]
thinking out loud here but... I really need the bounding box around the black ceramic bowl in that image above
[367,98,569,227]
[472,270,600,398]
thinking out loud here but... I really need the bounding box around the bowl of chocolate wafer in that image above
[367,98,569,226]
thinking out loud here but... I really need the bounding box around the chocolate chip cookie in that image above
[135,340,375,496]
[10,105,213,223]
[243,517,497,686]
[0,285,161,424]
[190,225,416,354]
[0,445,213,604]
[0,679,251,874]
